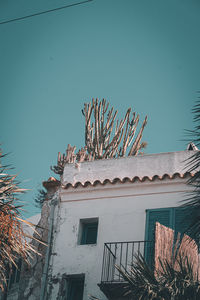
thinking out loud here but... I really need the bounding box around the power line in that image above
[0,0,93,25]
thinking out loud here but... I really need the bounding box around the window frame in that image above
[78,218,99,245]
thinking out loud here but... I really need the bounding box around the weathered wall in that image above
[8,178,61,300]
[17,199,50,300]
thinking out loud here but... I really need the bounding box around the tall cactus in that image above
[51,99,147,174]
[83,98,147,159]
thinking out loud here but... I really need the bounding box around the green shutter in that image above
[145,209,171,267]
[146,209,171,242]
[174,207,192,238]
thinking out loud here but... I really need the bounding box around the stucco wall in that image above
[47,176,191,300]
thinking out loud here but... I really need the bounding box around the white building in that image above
[42,149,195,300]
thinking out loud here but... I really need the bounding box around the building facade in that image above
[2,149,196,300]
[43,150,195,300]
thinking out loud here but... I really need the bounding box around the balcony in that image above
[99,241,154,300]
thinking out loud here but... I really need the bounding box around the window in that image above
[66,275,85,300]
[78,218,98,245]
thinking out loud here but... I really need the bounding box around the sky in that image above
[0,0,200,217]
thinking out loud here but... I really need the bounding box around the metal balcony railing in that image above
[101,240,154,283]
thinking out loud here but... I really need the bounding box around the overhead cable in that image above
[0,0,93,25]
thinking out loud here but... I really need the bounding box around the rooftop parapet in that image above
[62,150,197,187]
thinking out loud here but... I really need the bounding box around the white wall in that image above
[49,175,191,300]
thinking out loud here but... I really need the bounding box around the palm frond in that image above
[114,253,200,300]
[180,100,200,240]
[0,149,41,291]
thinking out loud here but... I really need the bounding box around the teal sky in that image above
[1,0,200,217]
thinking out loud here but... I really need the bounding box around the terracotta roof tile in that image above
[63,171,194,189]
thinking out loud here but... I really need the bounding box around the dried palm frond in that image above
[0,149,41,291]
